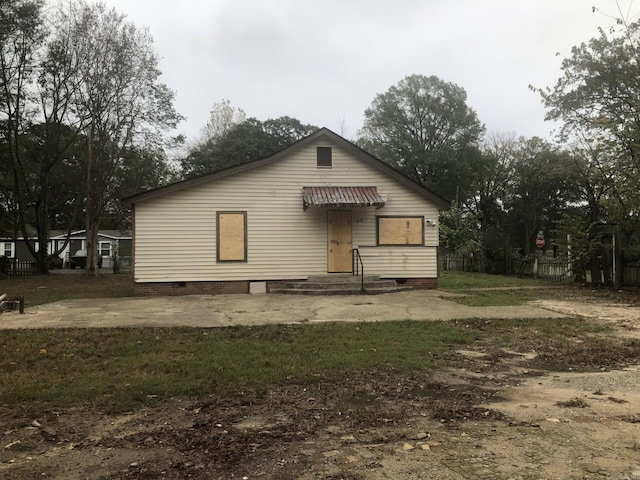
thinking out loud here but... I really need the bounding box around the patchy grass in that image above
[556,397,589,408]
[439,271,574,306]
[453,317,640,371]
[439,270,560,290]
[0,273,133,307]
[2,316,637,418]
[532,335,640,371]
[453,317,607,340]
[0,321,474,415]
[439,272,640,307]
[446,287,572,306]
[2,271,638,421]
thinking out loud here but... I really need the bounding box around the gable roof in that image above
[121,128,451,210]
[1,230,132,241]
[49,230,132,240]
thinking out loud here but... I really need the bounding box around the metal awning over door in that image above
[302,186,385,210]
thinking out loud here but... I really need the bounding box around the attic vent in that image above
[317,146,332,168]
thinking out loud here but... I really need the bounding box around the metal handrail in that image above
[352,248,365,293]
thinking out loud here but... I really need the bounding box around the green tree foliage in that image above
[472,134,516,224]
[58,1,182,274]
[505,138,580,255]
[0,0,181,274]
[0,130,17,236]
[358,74,485,200]
[532,15,640,281]
[536,21,640,155]
[462,133,518,260]
[439,202,480,251]
[101,145,178,230]
[0,0,48,270]
[181,116,317,178]
[20,123,86,249]
[534,18,640,248]
[450,136,581,270]
[0,1,87,270]
[200,99,246,142]
[553,209,605,283]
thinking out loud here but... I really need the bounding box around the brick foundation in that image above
[134,280,249,296]
[402,277,438,290]
[265,279,298,292]
[133,277,438,296]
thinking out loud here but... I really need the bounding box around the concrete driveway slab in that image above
[0,290,567,329]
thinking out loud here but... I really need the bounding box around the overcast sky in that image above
[87,0,636,143]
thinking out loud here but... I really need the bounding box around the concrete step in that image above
[271,274,412,295]
[284,279,400,290]
[271,285,412,295]
[305,274,382,283]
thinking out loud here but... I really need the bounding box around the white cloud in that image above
[53,0,632,142]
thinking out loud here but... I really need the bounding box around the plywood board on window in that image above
[378,217,423,245]
[218,212,246,261]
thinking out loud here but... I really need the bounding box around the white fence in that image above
[441,251,572,280]
[531,256,572,280]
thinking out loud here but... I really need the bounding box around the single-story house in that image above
[121,128,450,296]
[0,229,131,267]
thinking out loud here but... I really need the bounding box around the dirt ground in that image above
[2,293,640,479]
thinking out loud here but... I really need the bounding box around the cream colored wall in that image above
[356,247,437,278]
[133,141,442,282]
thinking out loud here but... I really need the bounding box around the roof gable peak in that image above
[121,127,450,210]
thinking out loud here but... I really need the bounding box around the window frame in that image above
[376,215,425,246]
[2,242,14,258]
[99,241,112,258]
[316,146,332,168]
[216,211,248,263]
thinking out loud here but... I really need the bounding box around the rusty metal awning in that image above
[302,186,386,210]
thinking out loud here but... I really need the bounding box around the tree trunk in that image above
[85,214,100,275]
[523,223,532,257]
[35,170,50,274]
[84,128,99,276]
[589,248,601,286]
[601,239,612,287]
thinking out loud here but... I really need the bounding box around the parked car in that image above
[69,250,103,269]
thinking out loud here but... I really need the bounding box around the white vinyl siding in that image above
[357,247,438,278]
[133,141,441,283]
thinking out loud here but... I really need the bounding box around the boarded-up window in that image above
[217,212,247,262]
[317,146,332,167]
[377,216,424,246]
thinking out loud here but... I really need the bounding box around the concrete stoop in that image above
[271,274,413,295]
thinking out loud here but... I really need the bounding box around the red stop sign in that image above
[536,237,545,248]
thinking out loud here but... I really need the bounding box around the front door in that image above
[327,210,352,273]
